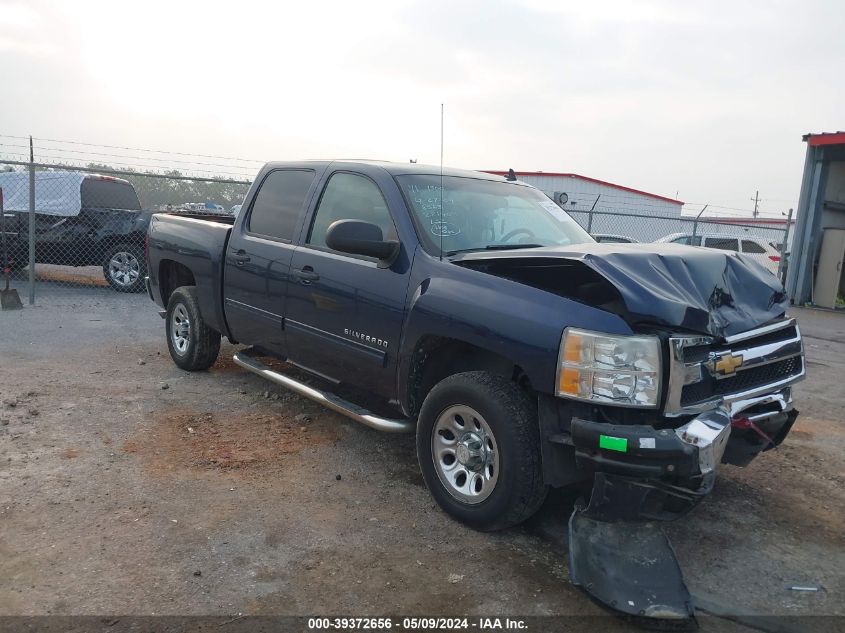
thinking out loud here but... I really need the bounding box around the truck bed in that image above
[146,212,234,337]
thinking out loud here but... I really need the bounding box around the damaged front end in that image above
[541,317,803,625]
[455,244,805,625]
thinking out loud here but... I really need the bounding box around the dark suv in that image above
[0,171,150,292]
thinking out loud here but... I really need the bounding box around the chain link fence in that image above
[563,207,793,282]
[0,139,253,300]
[1,137,794,304]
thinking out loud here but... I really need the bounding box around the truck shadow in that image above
[523,487,581,552]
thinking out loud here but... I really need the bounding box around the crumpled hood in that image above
[454,242,788,338]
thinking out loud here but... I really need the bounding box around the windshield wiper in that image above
[446,244,545,256]
[483,243,544,250]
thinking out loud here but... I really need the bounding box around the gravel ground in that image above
[0,282,842,631]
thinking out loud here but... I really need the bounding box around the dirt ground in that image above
[0,283,843,631]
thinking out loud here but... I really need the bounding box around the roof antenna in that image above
[506,168,517,181]
[439,103,444,261]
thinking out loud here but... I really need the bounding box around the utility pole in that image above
[750,190,760,219]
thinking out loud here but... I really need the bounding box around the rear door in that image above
[224,168,319,355]
[740,238,779,274]
[284,170,408,397]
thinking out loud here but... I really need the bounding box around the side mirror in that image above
[325,219,399,262]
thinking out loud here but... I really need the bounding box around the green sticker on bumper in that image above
[599,434,628,453]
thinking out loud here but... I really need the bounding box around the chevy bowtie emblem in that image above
[711,352,744,376]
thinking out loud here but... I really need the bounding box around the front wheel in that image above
[416,371,547,531]
[165,286,221,371]
[103,244,146,293]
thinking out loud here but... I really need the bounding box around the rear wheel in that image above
[165,286,221,371]
[416,371,547,531]
[103,244,146,293]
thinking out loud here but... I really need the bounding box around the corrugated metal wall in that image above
[516,174,683,217]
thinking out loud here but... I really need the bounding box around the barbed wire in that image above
[25,145,257,172]
[0,134,795,218]
[0,133,265,164]
[0,150,254,179]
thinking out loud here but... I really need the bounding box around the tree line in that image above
[84,163,251,210]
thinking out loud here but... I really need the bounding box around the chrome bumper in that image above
[674,385,795,483]
[675,409,731,485]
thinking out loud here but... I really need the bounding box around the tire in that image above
[103,243,146,293]
[416,371,548,531]
[165,286,221,371]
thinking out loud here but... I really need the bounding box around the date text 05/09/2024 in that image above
[307,617,528,630]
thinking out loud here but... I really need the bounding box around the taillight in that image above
[768,255,780,262]
[144,233,150,265]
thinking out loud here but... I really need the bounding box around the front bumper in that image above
[540,387,797,522]
[570,408,731,521]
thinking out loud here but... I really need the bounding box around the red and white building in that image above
[484,171,684,218]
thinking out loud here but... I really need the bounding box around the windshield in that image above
[396,175,593,255]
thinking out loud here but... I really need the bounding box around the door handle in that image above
[294,266,320,283]
[232,249,250,265]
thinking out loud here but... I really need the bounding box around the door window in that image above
[704,237,739,251]
[741,239,766,254]
[247,169,315,241]
[308,172,396,249]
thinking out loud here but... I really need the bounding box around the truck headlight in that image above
[557,328,661,408]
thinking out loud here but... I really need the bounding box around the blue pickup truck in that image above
[146,161,804,620]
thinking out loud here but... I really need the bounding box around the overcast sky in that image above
[1,0,842,216]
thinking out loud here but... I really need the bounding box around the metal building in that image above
[485,171,683,217]
[786,132,845,308]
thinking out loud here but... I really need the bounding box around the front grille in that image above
[737,324,799,348]
[666,318,804,414]
[681,356,803,405]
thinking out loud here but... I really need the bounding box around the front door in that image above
[224,168,318,355]
[285,171,408,397]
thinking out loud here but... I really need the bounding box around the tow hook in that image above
[731,415,777,448]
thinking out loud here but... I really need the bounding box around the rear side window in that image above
[742,239,766,254]
[247,169,315,240]
[705,237,739,251]
[81,179,141,210]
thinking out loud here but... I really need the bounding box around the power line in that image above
[30,144,256,172]
[32,152,250,178]
[0,133,265,164]
[0,152,253,180]
[0,158,251,185]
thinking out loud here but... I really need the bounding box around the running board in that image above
[232,351,415,434]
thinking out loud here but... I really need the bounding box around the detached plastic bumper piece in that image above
[565,410,734,625]
[569,510,695,627]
